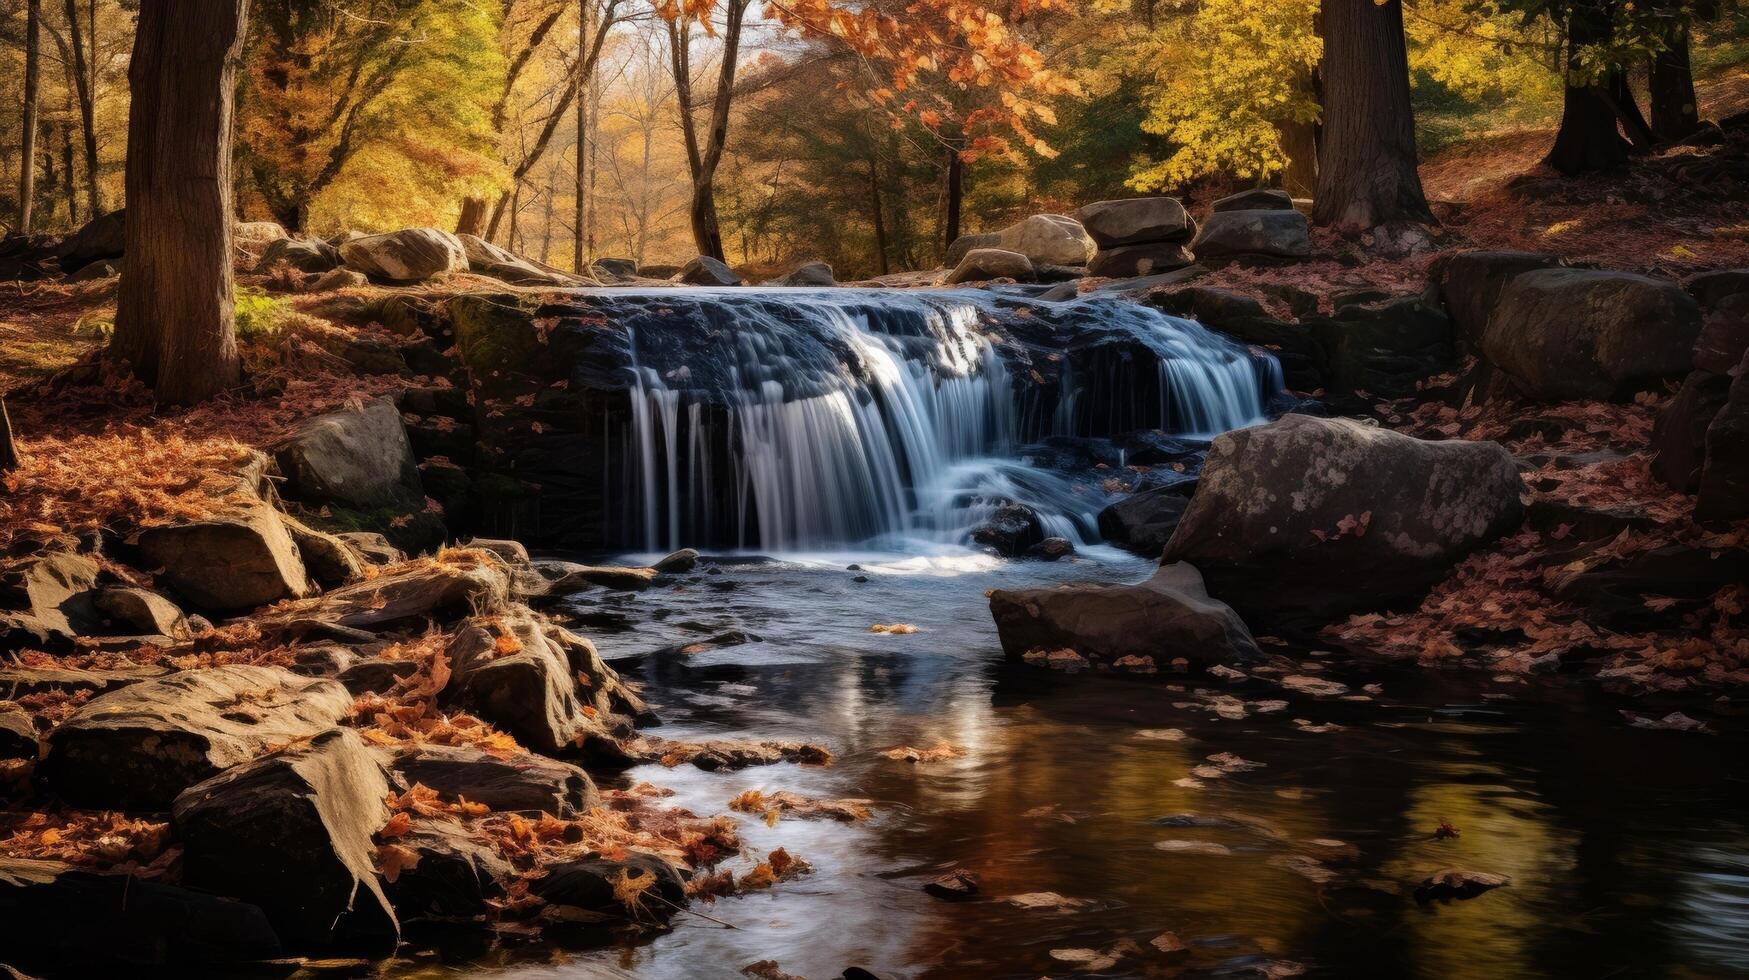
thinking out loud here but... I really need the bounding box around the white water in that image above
[616,287,1276,552]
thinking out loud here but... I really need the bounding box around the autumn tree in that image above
[17,0,40,232]
[111,0,249,405]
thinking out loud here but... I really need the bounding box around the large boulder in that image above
[1097,486,1190,559]
[1684,269,1749,309]
[678,255,741,286]
[133,495,312,612]
[276,397,422,509]
[340,228,467,282]
[1191,209,1312,260]
[173,728,397,949]
[280,516,367,588]
[0,857,283,973]
[989,562,1260,669]
[591,256,638,281]
[969,503,1044,556]
[1482,268,1703,401]
[379,818,512,919]
[530,852,688,924]
[1162,414,1523,625]
[1433,250,1565,351]
[1306,295,1455,404]
[42,665,354,810]
[0,551,100,650]
[946,247,1034,285]
[1652,370,1732,491]
[1075,198,1194,249]
[255,235,342,274]
[256,551,510,634]
[773,260,835,286]
[234,220,289,250]
[388,743,597,816]
[945,232,1000,267]
[1211,188,1293,213]
[997,214,1096,268]
[1697,349,1749,522]
[1088,242,1197,280]
[94,585,189,639]
[458,233,583,286]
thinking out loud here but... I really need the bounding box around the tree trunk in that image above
[1312,0,1433,232]
[1606,69,1656,151]
[112,0,248,406]
[668,0,747,261]
[63,0,101,215]
[58,120,77,226]
[1545,6,1630,175]
[18,0,41,233]
[944,146,964,249]
[0,397,19,474]
[574,0,589,273]
[456,196,488,236]
[1650,24,1700,141]
[1277,115,1318,200]
[868,160,889,276]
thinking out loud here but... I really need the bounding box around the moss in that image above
[448,293,544,384]
[471,472,527,500]
[234,287,289,339]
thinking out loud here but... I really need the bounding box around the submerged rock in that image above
[1162,414,1522,626]
[969,504,1045,557]
[989,562,1260,668]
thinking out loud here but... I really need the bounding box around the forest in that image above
[0,1,1747,978]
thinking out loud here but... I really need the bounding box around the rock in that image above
[1558,543,1749,631]
[1154,285,1268,324]
[679,255,742,286]
[281,515,367,588]
[1697,349,1749,522]
[0,664,170,696]
[1524,498,1656,542]
[276,397,423,509]
[133,495,312,613]
[93,586,187,638]
[1075,198,1195,248]
[996,214,1096,267]
[462,537,530,568]
[1415,868,1510,902]
[1098,486,1190,559]
[0,857,283,972]
[530,852,687,923]
[0,550,100,650]
[1684,268,1749,309]
[946,247,1034,285]
[1652,370,1731,491]
[990,562,1260,668]
[945,232,1001,267]
[1482,268,1703,401]
[234,220,289,249]
[775,261,835,286]
[1192,208,1312,260]
[1306,295,1455,404]
[1433,250,1564,351]
[379,818,512,918]
[389,743,597,816]
[0,703,35,758]
[173,728,397,949]
[1162,415,1523,625]
[67,259,118,281]
[1027,536,1075,561]
[591,256,638,280]
[340,228,467,282]
[652,548,700,574]
[42,665,354,810]
[1211,188,1294,213]
[56,209,126,270]
[254,235,341,274]
[1088,242,1197,279]
[534,560,660,592]
[924,868,980,901]
[338,531,404,565]
[444,610,639,754]
[337,657,420,695]
[1694,294,1749,375]
[458,233,582,286]
[257,552,510,633]
[969,504,1045,556]
[309,266,369,291]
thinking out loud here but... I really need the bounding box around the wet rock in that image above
[340,227,467,282]
[530,852,688,923]
[0,856,283,972]
[946,247,1034,284]
[281,515,366,588]
[259,553,510,634]
[459,233,583,286]
[924,868,980,901]
[969,503,1045,557]
[679,255,742,286]
[0,550,100,650]
[990,562,1260,667]
[1192,209,1312,260]
[1414,868,1510,902]
[1483,268,1702,401]
[173,728,397,949]
[133,495,311,613]
[1155,285,1268,324]
[1027,536,1075,561]
[380,818,512,918]
[1098,486,1190,559]
[0,703,35,758]
[93,585,188,638]
[1088,242,1197,279]
[653,548,700,573]
[1162,414,1523,626]
[1698,349,1749,522]
[1075,197,1195,249]
[1652,370,1732,491]
[254,235,341,274]
[389,743,597,816]
[1211,188,1294,213]
[996,214,1096,267]
[534,560,659,592]
[1432,250,1564,351]
[43,665,354,810]
[276,397,423,509]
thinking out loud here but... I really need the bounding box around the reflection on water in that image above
[460,550,1748,979]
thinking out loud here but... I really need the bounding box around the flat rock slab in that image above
[389,742,597,816]
[258,554,510,633]
[43,665,353,810]
[0,663,171,697]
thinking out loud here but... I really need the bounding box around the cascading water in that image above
[598,287,1278,553]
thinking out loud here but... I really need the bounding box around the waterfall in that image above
[606,287,1277,553]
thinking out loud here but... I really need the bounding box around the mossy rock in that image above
[448,293,545,392]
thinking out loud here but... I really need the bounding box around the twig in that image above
[645,891,738,929]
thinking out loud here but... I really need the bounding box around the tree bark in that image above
[1545,5,1630,175]
[868,160,889,276]
[18,0,41,233]
[944,146,964,249]
[1606,69,1656,151]
[112,0,249,406]
[1650,22,1700,141]
[63,0,101,215]
[1312,0,1433,232]
[573,0,589,273]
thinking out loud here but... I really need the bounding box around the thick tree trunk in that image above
[18,0,41,233]
[456,196,488,236]
[1277,116,1318,200]
[112,0,249,405]
[1650,25,1700,141]
[1546,7,1630,175]
[944,147,964,249]
[1312,0,1433,232]
[64,0,101,215]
